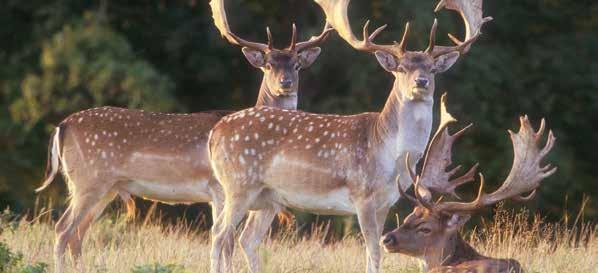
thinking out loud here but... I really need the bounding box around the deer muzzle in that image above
[380,233,399,252]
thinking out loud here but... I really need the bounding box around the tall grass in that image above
[0,206,595,273]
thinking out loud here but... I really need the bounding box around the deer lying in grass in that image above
[36,1,332,272]
[380,106,556,273]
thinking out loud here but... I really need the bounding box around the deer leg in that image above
[68,191,117,272]
[210,188,261,273]
[356,201,383,273]
[239,204,281,273]
[208,179,225,225]
[54,192,104,273]
[53,206,72,273]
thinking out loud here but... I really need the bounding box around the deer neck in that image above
[373,78,434,157]
[423,234,485,270]
[255,78,298,110]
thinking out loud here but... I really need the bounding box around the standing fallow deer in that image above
[207,0,492,272]
[380,109,556,273]
[36,1,332,272]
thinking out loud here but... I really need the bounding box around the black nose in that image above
[414,77,429,88]
[382,234,397,246]
[280,79,293,88]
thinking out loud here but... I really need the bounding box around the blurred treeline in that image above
[1,0,597,232]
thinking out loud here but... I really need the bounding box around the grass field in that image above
[0,207,596,273]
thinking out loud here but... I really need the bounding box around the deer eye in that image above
[294,63,301,71]
[417,227,432,235]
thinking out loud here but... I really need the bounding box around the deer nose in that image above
[280,78,293,89]
[414,77,429,88]
[381,234,397,246]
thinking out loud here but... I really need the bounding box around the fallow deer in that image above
[36,1,332,272]
[380,107,556,273]
[207,1,491,272]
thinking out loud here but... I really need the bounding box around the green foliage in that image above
[11,12,176,129]
[131,264,189,273]
[0,8,176,209]
[0,242,47,273]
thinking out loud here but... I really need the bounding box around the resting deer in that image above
[207,1,491,272]
[380,106,556,273]
[35,1,332,272]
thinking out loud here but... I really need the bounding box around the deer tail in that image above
[35,126,63,193]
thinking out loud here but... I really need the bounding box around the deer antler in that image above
[315,0,475,58]
[435,116,557,213]
[292,22,335,52]
[211,0,332,52]
[401,95,556,213]
[210,0,272,51]
[430,0,493,57]
[315,0,406,55]
[401,94,478,208]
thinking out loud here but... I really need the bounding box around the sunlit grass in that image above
[0,207,595,273]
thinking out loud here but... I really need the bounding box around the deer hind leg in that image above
[210,187,262,273]
[356,201,384,273]
[54,189,109,273]
[67,190,118,271]
[208,178,225,225]
[239,204,281,273]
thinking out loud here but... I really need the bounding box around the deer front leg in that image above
[356,200,383,273]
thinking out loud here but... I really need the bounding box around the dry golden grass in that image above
[0,207,596,273]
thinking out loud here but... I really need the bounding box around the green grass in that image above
[0,207,595,273]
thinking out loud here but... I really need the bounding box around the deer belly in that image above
[121,180,212,204]
[273,187,355,215]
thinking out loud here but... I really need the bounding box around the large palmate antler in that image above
[402,101,556,213]
[210,0,333,52]
[433,116,557,213]
[431,0,493,57]
[315,0,402,54]
[315,0,484,57]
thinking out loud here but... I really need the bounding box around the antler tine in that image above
[405,153,418,183]
[394,22,411,55]
[414,180,435,210]
[431,0,492,57]
[315,0,396,54]
[397,172,418,205]
[210,0,270,51]
[289,23,297,51]
[266,27,273,50]
[294,22,335,52]
[435,116,557,213]
[425,19,438,54]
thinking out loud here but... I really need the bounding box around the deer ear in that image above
[375,50,399,72]
[446,214,471,234]
[298,47,322,68]
[242,47,266,68]
[432,52,460,73]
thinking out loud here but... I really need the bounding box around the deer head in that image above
[315,0,492,101]
[381,111,556,261]
[210,0,333,97]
